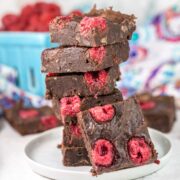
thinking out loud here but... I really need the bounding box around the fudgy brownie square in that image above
[49,7,136,47]
[61,145,91,166]
[137,93,176,133]
[77,98,157,175]
[52,89,123,122]
[41,42,129,73]
[5,101,61,135]
[46,66,120,99]
[61,90,123,148]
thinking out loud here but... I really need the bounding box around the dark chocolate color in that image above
[137,93,176,133]
[5,101,61,135]
[41,42,129,73]
[45,66,120,99]
[77,98,157,175]
[49,8,136,47]
[62,146,91,166]
[52,89,123,121]
[62,90,123,148]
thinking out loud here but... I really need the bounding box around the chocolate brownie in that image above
[63,122,84,147]
[77,98,157,175]
[46,66,120,99]
[52,89,123,121]
[49,7,136,47]
[61,90,123,148]
[5,101,61,135]
[41,42,129,73]
[137,93,176,133]
[62,146,91,166]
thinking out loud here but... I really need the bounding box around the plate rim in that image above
[24,127,172,177]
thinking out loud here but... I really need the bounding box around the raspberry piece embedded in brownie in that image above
[70,124,82,137]
[128,137,152,165]
[19,109,39,119]
[41,115,58,129]
[84,70,108,90]
[139,101,156,110]
[77,98,157,175]
[60,96,81,117]
[92,139,114,166]
[89,104,114,123]
[80,16,106,37]
[88,46,106,64]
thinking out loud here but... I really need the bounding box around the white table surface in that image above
[1,111,180,180]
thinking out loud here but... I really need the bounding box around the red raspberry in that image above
[25,25,38,32]
[34,2,46,14]
[69,10,82,17]
[60,96,81,117]
[92,139,114,166]
[89,46,106,64]
[70,124,81,137]
[84,70,108,90]
[19,109,39,119]
[43,3,61,14]
[21,5,34,18]
[46,73,58,77]
[89,104,114,122]
[41,115,58,129]
[128,137,152,165]
[2,14,19,28]
[29,14,40,27]
[80,16,106,37]
[56,16,72,30]
[7,24,25,31]
[139,101,156,110]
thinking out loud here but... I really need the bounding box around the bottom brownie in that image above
[62,146,91,166]
[5,101,61,135]
[137,93,176,133]
[77,98,157,175]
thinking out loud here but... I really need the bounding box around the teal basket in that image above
[0,32,53,96]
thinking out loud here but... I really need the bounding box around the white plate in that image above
[25,127,172,180]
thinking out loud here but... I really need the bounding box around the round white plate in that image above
[25,127,172,180]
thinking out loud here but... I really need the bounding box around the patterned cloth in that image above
[117,6,180,107]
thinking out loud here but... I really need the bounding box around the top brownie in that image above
[49,7,136,47]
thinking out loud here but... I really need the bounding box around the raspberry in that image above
[43,3,60,14]
[21,5,34,18]
[2,14,19,28]
[19,109,39,119]
[92,139,114,166]
[89,46,106,64]
[84,70,108,90]
[7,24,25,31]
[46,73,58,77]
[60,96,81,117]
[89,104,114,122]
[139,101,156,110]
[69,10,82,17]
[70,124,81,137]
[128,137,152,165]
[41,115,58,129]
[57,16,72,30]
[80,16,106,37]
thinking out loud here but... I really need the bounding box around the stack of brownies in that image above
[41,7,157,175]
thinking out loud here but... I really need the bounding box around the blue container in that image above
[0,32,52,96]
